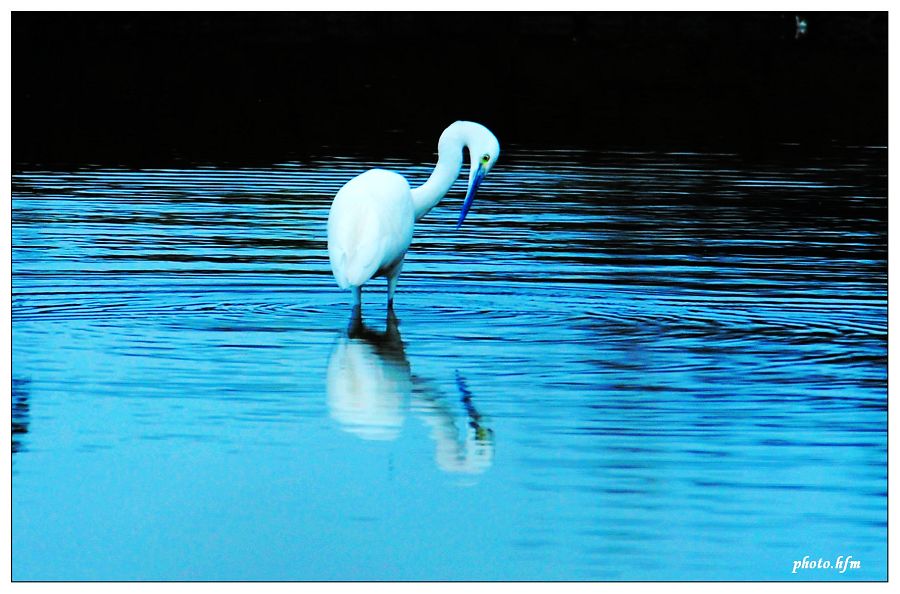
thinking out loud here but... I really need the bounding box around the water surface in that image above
[12,146,887,580]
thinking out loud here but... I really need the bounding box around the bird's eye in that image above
[481,153,490,163]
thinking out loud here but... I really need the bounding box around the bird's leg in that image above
[348,286,363,335]
[351,285,362,314]
[348,308,363,336]
[387,286,396,311]
[387,267,401,311]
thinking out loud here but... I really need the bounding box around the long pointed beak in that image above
[456,164,486,230]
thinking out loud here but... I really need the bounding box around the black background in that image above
[13,12,887,166]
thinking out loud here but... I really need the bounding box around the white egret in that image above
[327,121,500,310]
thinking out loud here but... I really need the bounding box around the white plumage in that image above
[327,121,500,310]
[328,170,414,290]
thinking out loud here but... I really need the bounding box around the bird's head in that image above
[454,121,500,229]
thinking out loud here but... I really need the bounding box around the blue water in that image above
[12,146,887,580]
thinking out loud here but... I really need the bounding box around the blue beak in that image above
[456,164,486,230]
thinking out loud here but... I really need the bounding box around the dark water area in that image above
[13,12,887,166]
[11,145,887,580]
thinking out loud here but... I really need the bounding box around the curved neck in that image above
[410,134,465,222]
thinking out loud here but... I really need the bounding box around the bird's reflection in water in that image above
[327,310,494,475]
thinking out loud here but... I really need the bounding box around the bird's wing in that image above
[329,203,384,288]
[328,169,414,288]
[345,209,386,286]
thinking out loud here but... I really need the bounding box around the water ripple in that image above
[12,146,887,580]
